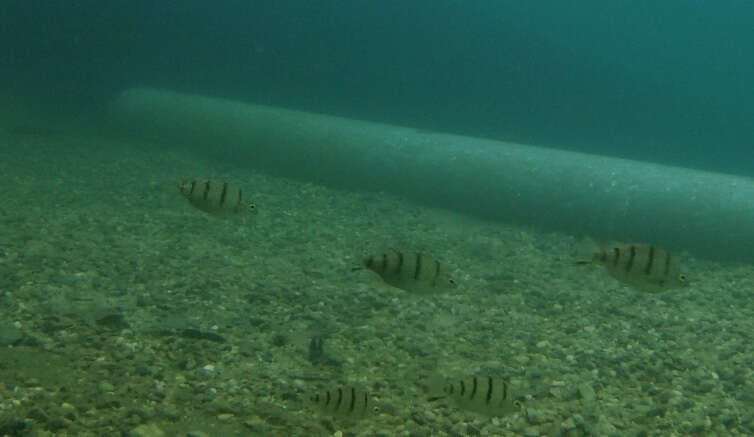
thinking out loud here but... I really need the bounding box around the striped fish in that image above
[309,386,377,418]
[354,249,457,294]
[177,179,257,219]
[429,376,522,417]
[578,242,688,292]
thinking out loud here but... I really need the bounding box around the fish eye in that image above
[679,274,688,282]
[514,400,523,409]
[448,278,457,286]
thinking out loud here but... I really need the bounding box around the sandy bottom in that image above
[1,131,753,437]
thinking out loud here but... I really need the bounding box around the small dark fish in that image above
[177,179,256,219]
[309,386,377,418]
[578,242,688,292]
[354,249,457,294]
[429,376,522,417]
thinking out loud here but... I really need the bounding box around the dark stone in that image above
[0,415,28,436]
[645,406,666,418]
[179,329,225,343]
[96,314,130,330]
[271,334,288,347]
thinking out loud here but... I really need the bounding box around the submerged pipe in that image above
[112,88,753,262]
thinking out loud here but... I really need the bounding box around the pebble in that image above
[526,408,547,425]
[129,423,165,437]
[200,364,216,378]
[668,393,693,410]
[561,417,577,431]
[156,404,181,420]
[0,323,23,345]
[511,414,530,432]
[451,423,469,435]
[564,428,585,437]
[98,381,115,393]
[590,415,616,435]
[744,413,754,432]
[577,382,596,404]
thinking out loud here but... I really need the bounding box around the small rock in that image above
[179,328,226,343]
[561,417,577,430]
[645,406,666,418]
[199,364,216,379]
[564,428,585,437]
[130,423,165,437]
[156,403,181,420]
[577,382,596,403]
[511,414,530,432]
[0,323,23,345]
[526,408,547,425]
[451,422,468,435]
[96,314,130,330]
[243,416,269,433]
[589,415,616,435]
[98,381,115,393]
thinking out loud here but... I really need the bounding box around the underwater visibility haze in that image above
[1,1,754,436]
